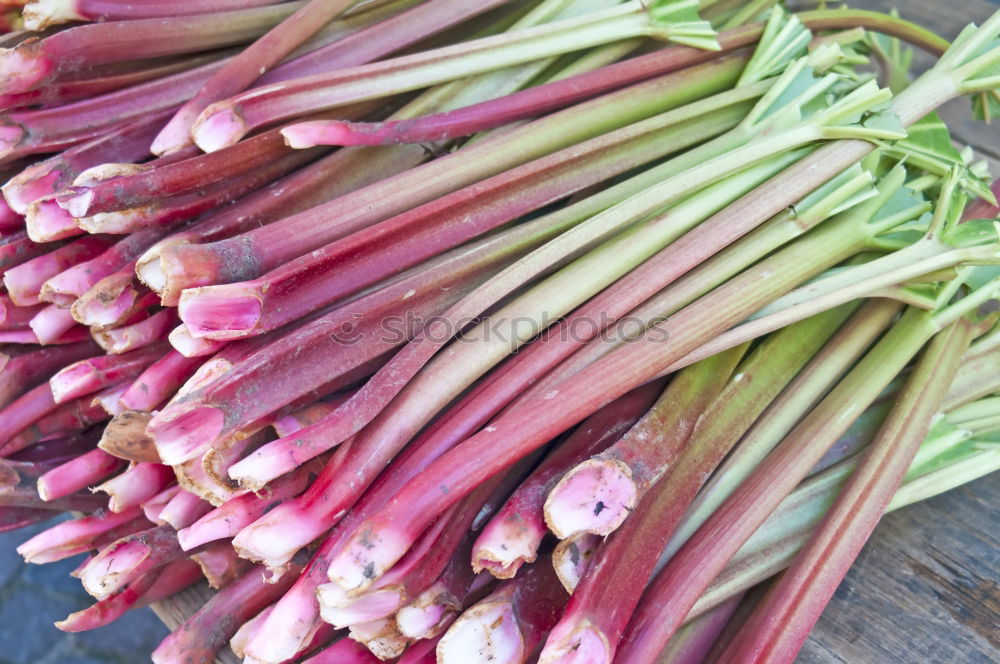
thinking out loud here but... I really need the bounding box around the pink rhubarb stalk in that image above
[29,304,80,346]
[16,507,148,564]
[36,449,124,501]
[155,214,552,466]
[94,309,178,355]
[2,111,173,215]
[179,57,748,338]
[40,230,175,307]
[118,349,202,411]
[49,343,168,403]
[71,277,158,330]
[141,143,430,305]
[70,149,323,234]
[3,235,115,306]
[190,542,250,589]
[176,460,320,550]
[0,383,59,453]
[94,462,175,513]
[0,298,46,330]
[156,489,211,530]
[5,387,115,454]
[170,56,744,314]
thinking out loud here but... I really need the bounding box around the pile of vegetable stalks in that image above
[0,0,998,662]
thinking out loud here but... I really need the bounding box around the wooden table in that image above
[154,2,1000,662]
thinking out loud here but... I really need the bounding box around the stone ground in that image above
[0,516,168,664]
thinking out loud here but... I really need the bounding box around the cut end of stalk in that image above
[79,541,150,600]
[178,286,263,340]
[538,622,611,664]
[280,121,364,148]
[0,123,25,161]
[70,276,138,328]
[147,403,225,466]
[317,582,406,628]
[22,0,84,31]
[59,190,93,219]
[150,108,198,157]
[396,586,459,640]
[552,532,601,594]
[437,600,524,664]
[327,528,412,596]
[26,196,83,243]
[0,48,51,95]
[49,362,95,404]
[543,458,637,539]
[168,323,227,358]
[136,248,171,297]
[471,521,540,579]
[230,507,309,573]
[99,411,161,464]
[3,164,61,215]
[192,105,248,153]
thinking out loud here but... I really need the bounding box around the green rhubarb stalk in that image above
[716,312,979,663]
[658,299,898,564]
[688,423,1000,622]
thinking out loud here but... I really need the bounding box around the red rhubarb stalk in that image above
[0,230,56,271]
[0,382,59,453]
[189,0,721,150]
[180,57,753,339]
[72,277,157,330]
[176,460,320,550]
[0,58,231,161]
[150,0,358,154]
[29,304,80,346]
[25,0,286,29]
[55,558,202,632]
[258,0,509,87]
[171,56,745,311]
[300,638,382,664]
[190,542,250,589]
[2,111,173,215]
[0,341,99,407]
[141,143,430,305]
[40,230,174,307]
[154,208,562,466]
[0,2,302,94]
[472,380,668,578]
[118,349,202,411]
[150,562,302,664]
[716,318,976,664]
[0,297,46,329]
[3,391,110,457]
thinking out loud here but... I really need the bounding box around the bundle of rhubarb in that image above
[0,0,999,662]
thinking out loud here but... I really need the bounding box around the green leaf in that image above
[738,6,812,86]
